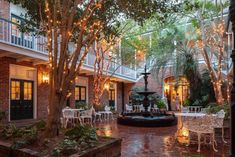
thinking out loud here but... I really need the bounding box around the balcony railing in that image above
[0,18,48,54]
[84,52,137,80]
[0,18,137,80]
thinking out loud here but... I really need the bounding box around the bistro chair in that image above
[213,110,227,143]
[125,104,133,113]
[73,110,83,125]
[62,108,75,128]
[104,105,114,120]
[81,109,93,126]
[91,106,102,122]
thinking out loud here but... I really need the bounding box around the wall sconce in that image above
[42,73,49,84]
[104,83,110,90]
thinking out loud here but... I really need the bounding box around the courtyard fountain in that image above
[117,66,177,127]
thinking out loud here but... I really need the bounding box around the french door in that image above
[10,79,34,120]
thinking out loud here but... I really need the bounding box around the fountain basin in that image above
[117,113,177,127]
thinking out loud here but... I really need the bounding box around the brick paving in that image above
[95,120,230,157]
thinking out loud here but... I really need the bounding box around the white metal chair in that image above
[73,110,83,125]
[125,104,133,113]
[186,115,218,152]
[213,110,227,143]
[81,109,93,126]
[91,106,102,122]
[104,105,114,120]
[62,109,75,128]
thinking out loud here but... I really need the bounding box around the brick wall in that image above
[36,65,49,120]
[0,0,10,19]
[0,57,13,118]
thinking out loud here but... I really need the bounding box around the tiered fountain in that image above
[137,66,156,117]
[117,66,177,127]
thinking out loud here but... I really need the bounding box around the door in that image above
[75,86,87,108]
[109,89,115,110]
[10,79,34,120]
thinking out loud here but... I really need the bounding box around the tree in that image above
[8,0,178,137]
[92,39,115,108]
[183,0,230,104]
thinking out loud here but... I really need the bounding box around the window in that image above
[11,81,20,100]
[11,16,21,38]
[11,15,33,48]
[23,82,32,100]
[75,86,86,102]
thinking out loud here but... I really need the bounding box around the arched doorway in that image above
[164,76,189,111]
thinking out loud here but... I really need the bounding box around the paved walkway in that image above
[95,120,230,157]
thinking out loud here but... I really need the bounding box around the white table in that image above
[174,112,206,117]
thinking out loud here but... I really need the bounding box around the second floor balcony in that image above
[0,18,137,81]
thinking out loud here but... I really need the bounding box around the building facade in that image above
[0,1,136,122]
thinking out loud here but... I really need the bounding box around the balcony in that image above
[0,18,137,81]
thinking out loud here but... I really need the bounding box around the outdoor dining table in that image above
[174,112,216,140]
[174,112,207,117]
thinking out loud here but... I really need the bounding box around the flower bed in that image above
[0,121,121,157]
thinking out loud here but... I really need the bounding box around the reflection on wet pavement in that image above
[95,120,230,157]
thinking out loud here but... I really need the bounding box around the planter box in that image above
[0,137,122,157]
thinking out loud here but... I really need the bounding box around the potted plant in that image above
[157,100,165,113]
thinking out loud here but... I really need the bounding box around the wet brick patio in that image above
[95,120,230,157]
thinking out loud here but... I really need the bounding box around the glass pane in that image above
[15,91,20,100]
[11,81,20,100]
[112,91,115,100]
[109,90,112,100]
[11,81,15,87]
[16,81,20,88]
[12,93,16,100]
[75,87,80,100]
[81,87,86,100]
[11,17,21,37]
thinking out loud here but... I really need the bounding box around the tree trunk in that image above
[45,86,66,137]
[214,83,224,105]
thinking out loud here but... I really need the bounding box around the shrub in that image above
[30,120,46,130]
[1,124,38,149]
[157,100,165,109]
[191,95,209,107]
[183,98,190,107]
[0,108,5,121]
[96,104,105,111]
[52,139,78,156]
[65,125,98,144]
[75,101,88,109]
[206,102,230,119]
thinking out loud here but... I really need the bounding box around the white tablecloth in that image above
[174,112,206,117]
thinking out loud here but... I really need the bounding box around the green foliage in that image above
[75,101,89,110]
[183,99,190,107]
[191,95,209,107]
[52,139,78,157]
[96,104,105,111]
[53,125,98,156]
[2,124,38,149]
[65,125,98,144]
[206,102,230,119]
[0,108,5,121]
[30,120,46,130]
[157,100,165,109]
[2,124,23,139]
